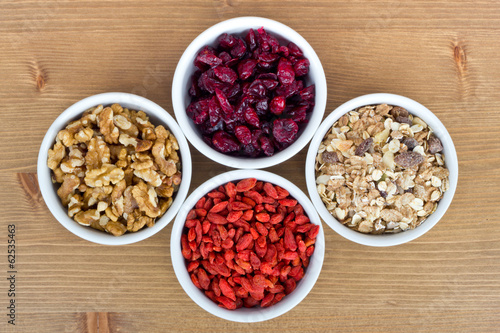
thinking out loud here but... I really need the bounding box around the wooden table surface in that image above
[1,0,500,332]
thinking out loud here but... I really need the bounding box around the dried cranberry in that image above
[255,98,269,114]
[231,38,247,58]
[212,131,239,153]
[287,42,303,57]
[215,89,234,115]
[259,136,274,156]
[277,58,295,86]
[187,103,207,125]
[219,33,237,49]
[270,96,286,115]
[234,125,252,145]
[244,107,260,128]
[299,85,315,101]
[294,58,310,77]
[214,66,238,85]
[245,29,257,51]
[238,59,258,80]
[273,119,298,144]
[247,79,267,98]
[196,46,222,68]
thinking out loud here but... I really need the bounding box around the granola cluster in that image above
[47,103,182,236]
[315,104,449,234]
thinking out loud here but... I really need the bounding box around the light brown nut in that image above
[57,174,80,206]
[85,136,111,170]
[98,107,119,144]
[84,164,125,187]
[74,209,100,226]
[47,142,66,170]
[105,220,127,236]
[131,182,161,218]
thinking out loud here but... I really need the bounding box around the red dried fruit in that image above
[236,178,257,192]
[230,201,252,211]
[234,125,252,145]
[217,295,237,310]
[294,58,310,77]
[196,46,222,67]
[219,278,236,301]
[207,212,228,225]
[273,118,298,144]
[210,201,229,213]
[243,106,260,128]
[255,212,270,223]
[261,293,275,307]
[277,57,295,85]
[235,233,253,251]
[212,131,239,153]
[213,66,238,85]
[270,95,286,115]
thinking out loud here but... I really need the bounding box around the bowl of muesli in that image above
[305,93,458,246]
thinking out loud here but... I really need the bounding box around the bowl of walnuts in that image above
[37,92,192,245]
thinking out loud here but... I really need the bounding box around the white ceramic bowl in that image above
[170,170,325,322]
[37,92,192,245]
[172,16,327,169]
[305,93,458,247]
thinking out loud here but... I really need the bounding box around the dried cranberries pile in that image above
[187,27,315,157]
[181,178,319,309]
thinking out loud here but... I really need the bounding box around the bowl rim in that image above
[37,92,192,245]
[171,16,327,169]
[170,169,325,322]
[305,93,458,247]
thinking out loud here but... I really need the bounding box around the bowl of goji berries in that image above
[172,16,327,169]
[170,170,325,322]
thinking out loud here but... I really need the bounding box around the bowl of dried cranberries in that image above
[170,170,325,322]
[172,17,327,169]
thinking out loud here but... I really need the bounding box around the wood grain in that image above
[1,0,500,332]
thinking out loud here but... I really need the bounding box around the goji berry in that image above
[207,190,226,199]
[207,212,228,225]
[210,200,229,213]
[269,213,284,225]
[236,178,257,192]
[260,292,274,307]
[244,190,263,204]
[284,227,297,251]
[225,181,237,198]
[216,296,237,310]
[275,185,289,199]
[186,209,197,220]
[212,277,222,297]
[195,196,206,209]
[307,225,320,239]
[194,208,207,217]
[230,201,253,210]
[219,278,236,301]
[263,182,278,199]
[241,209,254,221]
[278,198,297,207]
[226,210,243,222]
[255,222,268,236]
[255,212,270,222]
[241,196,256,207]
[187,261,199,272]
